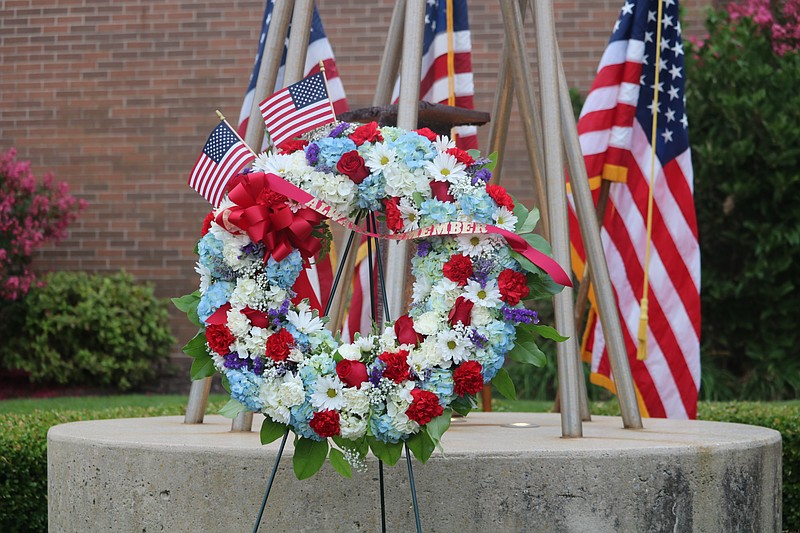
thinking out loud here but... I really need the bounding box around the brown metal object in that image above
[338,101,490,134]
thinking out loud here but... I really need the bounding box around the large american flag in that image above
[188,121,255,208]
[390,0,477,149]
[260,72,336,146]
[237,1,348,143]
[568,0,700,418]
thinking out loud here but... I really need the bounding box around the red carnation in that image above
[486,184,515,210]
[349,121,383,146]
[336,359,369,388]
[276,139,309,154]
[406,389,444,426]
[378,349,410,383]
[448,296,474,327]
[453,361,484,396]
[265,328,294,362]
[414,127,437,141]
[446,147,475,166]
[498,269,530,306]
[384,197,404,232]
[201,211,214,236]
[309,409,341,438]
[394,315,424,346]
[337,150,371,184]
[256,187,289,209]
[205,323,235,355]
[442,254,473,286]
[429,180,454,202]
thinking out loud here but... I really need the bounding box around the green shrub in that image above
[0,271,175,391]
[686,8,800,400]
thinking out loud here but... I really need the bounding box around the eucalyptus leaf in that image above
[492,368,517,400]
[260,416,287,445]
[328,448,353,478]
[182,330,207,358]
[190,355,215,380]
[405,429,435,464]
[219,398,247,419]
[367,436,403,466]
[293,438,329,480]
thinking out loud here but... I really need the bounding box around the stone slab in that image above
[48,412,782,532]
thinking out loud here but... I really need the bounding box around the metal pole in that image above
[183,374,212,424]
[384,0,426,322]
[556,44,643,429]
[533,0,582,438]
[498,0,549,238]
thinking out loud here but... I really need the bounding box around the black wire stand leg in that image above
[404,443,423,533]
[252,428,290,533]
[323,213,363,317]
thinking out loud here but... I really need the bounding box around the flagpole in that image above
[637,0,666,361]
[216,110,256,155]
[318,61,339,121]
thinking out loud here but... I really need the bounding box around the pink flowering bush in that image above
[0,149,86,300]
[728,0,800,55]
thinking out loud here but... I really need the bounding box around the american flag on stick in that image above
[260,72,336,147]
[568,0,700,418]
[189,118,255,208]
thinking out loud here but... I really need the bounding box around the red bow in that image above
[216,172,323,262]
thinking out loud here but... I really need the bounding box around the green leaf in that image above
[522,233,553,256]
[328,448,353,478]
[507,327,547,367]
[219,398,247,419]
[220,373,231,393]
[517,207,540,234]
[333,435,368,457]
[260,416,287,445]
[412,191,425,206]
[525,323,569,342]
[512,201,529,233]
[525,272,564,298]
[467,148,482,160]
[367,436,403,466]
[405,429,435,463]
[182,330,208,358]
[293,438,329,480]
[484,150,498,172]
[171,291,200,313]
[492,368,517,400]
[450,394,476,416]
[190,355,215,380]
[425,409,452,450]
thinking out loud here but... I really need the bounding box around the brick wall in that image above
[0,0,713,390]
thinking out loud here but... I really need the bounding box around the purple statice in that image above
[328,121,351,138]
[368,361,386,387]
[416,241,432,257]
[469,329,489,349]
[241,242,263,257]
[253,356,265,375]
[305,143,320,166]
[471,257,494,287]
[223,352,250,370]
[472,167,492,185]
[268,298,291,326]
[502,306,539,324]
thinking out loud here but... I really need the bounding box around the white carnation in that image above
[338,343,363,361]
[339,412,367,440]
[230,278,262,308]
[226,308,250,338]
[342,387,370,415]
[413,311,442,336]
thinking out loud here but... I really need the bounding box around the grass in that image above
[0,393,230,414]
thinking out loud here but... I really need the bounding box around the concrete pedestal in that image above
[48,413,781,532]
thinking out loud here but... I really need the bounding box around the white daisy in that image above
[310,375,345,410]
[364,142,397,173]
[287,308,325,335]
[456,234,497,257]
[424,152,467,183]
[491,206,518,231]
[195,262,211,295]
[436,329,470,364]
[398,197,421,231]
[433,135,456,153]
[253,151,293,175]
[463,279,503,308]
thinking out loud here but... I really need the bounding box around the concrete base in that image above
[48,413,781,532]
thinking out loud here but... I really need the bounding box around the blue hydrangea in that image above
[197,233,231,279]
[420,368,456,407]
[369,412,404,443]
[458,189,496,223]
[389,132,435,169]
[419,199,457,224]
[226,369,264,412]
[316,137,357,168]
[475,349,504,382]
[355,173,385,211]
[290,403,322,441]
[197,280,233,323]
[264,249,304,289]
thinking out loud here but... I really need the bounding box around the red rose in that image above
[265,328,294,362]
[486,184,515,210]
[414,127,437,141]
[201,211,214,236]
[336,359,369,388]
[242,306,270,328]
[205,323,235,355]
[443,254,473,286]
[498,269,530,306]
[394,315,424,346]
[429,180,455,202]
[309,409,341,438]
[453,361,484,396]
[384,197,404,232]
[378,349,410,383]
[276,139,309,154]
[405,389,444,426]
[336,150,371,184]
[448,296,474,327]
[446,147,475,166]
[349,121,383,146]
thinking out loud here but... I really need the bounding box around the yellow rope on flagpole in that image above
[637,0,665,361]
[446,0,456,108]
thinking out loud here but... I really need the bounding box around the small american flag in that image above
[569,0,700,418]
[188,121,255,207]
[260,73,336,147]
